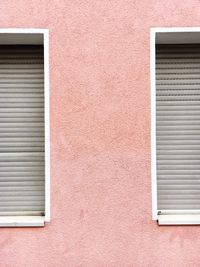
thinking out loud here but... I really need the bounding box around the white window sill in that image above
[0,216,45,227]
[158,215,200,225]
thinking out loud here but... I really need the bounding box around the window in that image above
[151,28,200,225]
[0,29,50,227]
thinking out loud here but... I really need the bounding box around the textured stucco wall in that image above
[1,0,200,266]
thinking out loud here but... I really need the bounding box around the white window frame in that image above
[0,28,50,227]
[151,27,200,225]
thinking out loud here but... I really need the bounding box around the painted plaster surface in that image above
[0,0,200,266]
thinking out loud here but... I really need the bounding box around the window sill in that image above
[158,215,200,225]
[0,216,45,227]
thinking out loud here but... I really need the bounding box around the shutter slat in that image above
[157,105,200,110]
[0,118,44,123]
[0,162,44,166]
[0,89,43,93]
[0,64,43,69]
[157,116,200,121]
[157,130,200,136]
[0,170,44,176]
[0,166,44,171]
[157,58,200,63]
[158,205,200,209]
[0,181,44,185]
[0,128,44,133]
[0,103,44,108]
[157,120,200,125]
[157,155,200,160]
[158,194,200,199]
[0,93,44,97]
[0,152,43,157]
[157,135,200,140]
[157,74,200,79]
[158,170,200,174]
[157,101,200,106]
[157,126,200,130]
[159,200,200,204]
[157,90,200,95]
[0,113,43,117]
[0,186,44,191]
[157,150,200,155]
[0,196,45,200]
[0,69,44,74]
[0,98,44,103]
[0,78,43,82]
[157,68,200,74]
[0,209,44,213]
[158,175,200,179]
[158,180,200,185]
[0,191,44,196]
[157,63,200,69]
[0,177,44,181]
[157,54,200,59]
[0,201,44,206]
[0,74,44,78]
[158,159,200,164]
[157,165,200,170]
[0,137,44,142]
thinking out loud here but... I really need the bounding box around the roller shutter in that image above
[156,44,200,212]
[0,45,45,216]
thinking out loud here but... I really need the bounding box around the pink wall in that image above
[1,0,200,266]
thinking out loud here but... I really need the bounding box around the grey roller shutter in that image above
[156,44,200,211]
[0,45,45,216]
